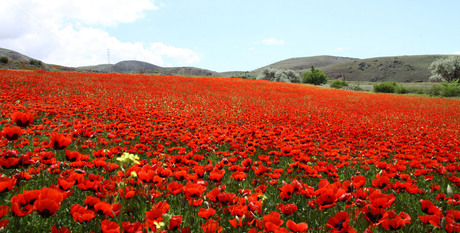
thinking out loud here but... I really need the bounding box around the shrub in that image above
[0,57,8,64]
[330,80,349,89]
[427,84,443,96]
[427,83,460,97]
[301,66,328,85]
[395,85,409,94]
[373,82,397,93]
[257,68,300,83]
[29,59,43,66]
[406,87,426,95]
[440,82,460,97]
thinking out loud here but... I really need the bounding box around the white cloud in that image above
[332,47,346,52]
[150,42,201,65]
[0,0,201,67]
[261,38,285,45]
[453,51,460,55]
[3,0,158,27]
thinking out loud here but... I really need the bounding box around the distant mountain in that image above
[1,47,456,82]
[80,60,160,73]
[80,60,217,76]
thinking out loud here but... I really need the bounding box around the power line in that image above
[5,0,66,45]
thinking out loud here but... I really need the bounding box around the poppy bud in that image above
[447,185,454,198]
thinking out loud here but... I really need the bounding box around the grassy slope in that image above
[244,55,459,82]
[320,55,455,82]
[253,55,357,72]
[219,56,357,78]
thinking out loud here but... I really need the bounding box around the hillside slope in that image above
[0,48,32,61]
[320,55,455,82]
[252,56,356,73]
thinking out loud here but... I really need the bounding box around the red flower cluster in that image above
[0,69,459,232]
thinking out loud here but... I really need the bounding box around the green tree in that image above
[0,57,8,63]
[429,56,460,83]
[301,66,328,85]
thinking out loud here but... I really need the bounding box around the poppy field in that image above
[0,69,460,233]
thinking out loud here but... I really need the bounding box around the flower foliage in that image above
[0,70,459,232]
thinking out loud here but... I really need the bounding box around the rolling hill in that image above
[244,55,456,82]
[81,60,217,76]
[252,56,357,73]
[319,55,453,82]
[1,47,457,82]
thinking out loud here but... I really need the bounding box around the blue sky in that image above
[1,0,459,72]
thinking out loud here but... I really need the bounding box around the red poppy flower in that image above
[198,207,216,219]
[231,171,247,181]
[122,221,143,233]
[279,183,295,201]
[228,203,248,217]
[229,217,244,228]
[51,225,71,233]
[261,212,284,232]
[188,198,204,207]
[11,112,34,128]
[201,219,222,233]
[138,168,156,183]
[65,150,83,162]
[446,209,460,224]
[174,169,188,181]
[0,219,8,229]
[0,205,8,219]
[352,175,366,189]
[57,177,75,191]
[361,204,386,226]
[286,220,308,232]
[94,201,119,218]
[209,169,225,182]
[84,196,100,209]
[50,132,72,150]
[167,181,183,195]
[445,209,460,232]
[2,126,22,141]
[183,182,206,199]
[70,204,95,223]
[145,201,170,226]
[419,214,441,228]
[372,174,389,189]
[101,219,120,233]
[0,176,16,193]
[326,211,356,233]
[169,215,183,231]
[420,199,442,215]
[379,210,411,231]
[10,190,40,217]
[447,194,460,205]
[34,187,64,218]
[368,192,395,209]
[317,188,339,210]
[436,193,446,202]
[277,203,298,215]
[217,192,236,205]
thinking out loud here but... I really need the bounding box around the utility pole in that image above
[107,49,112,73]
